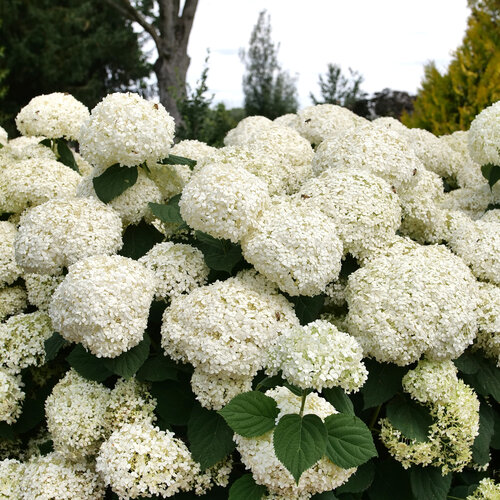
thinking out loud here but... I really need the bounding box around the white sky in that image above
[184,0,470,109]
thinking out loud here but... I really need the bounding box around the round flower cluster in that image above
[0,158,81,214]
[267,319,368,392]
[241,197,343,296]
[346,244,479,365]
[0,311,53,373]
[295,104,363,145]
[467,478,500,499]
[139,242,209,301]
[0,135,57,163]
[79,92,175,168]
[380,360,480,474]
[0,368,24,424]
[15,92,89,140]
[49,255,155,358]
[179,161,270,242]
[312,123,421,189]
[273,112,300,129]
[19,452,105,499]
[15,197,123,275]
[474,282,500,366]
[0,221,22,287]
[468,100,500,165]
[23,272,64,311]
[234,387,356,498]
[224,115,274,145]
[77,166,163,226]
[0,459,24,498]
[96,421,197,499]
[161,274,299,377]
[439,185,493,220]
[0,125,7,146]
[299,167,401,261]
[0,286,27,321]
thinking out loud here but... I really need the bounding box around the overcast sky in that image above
[184,0,470,109]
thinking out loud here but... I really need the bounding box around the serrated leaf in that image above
[103,334,150,379]
[481,163,500,188]
[56,138,79,173]
[336,461,375,494]
[410,466,451,500]
[273,413,327,483]
[361,360,407,409]
[136,355,178,382]
[462,355,500,402]
[368,459,412,500]
[151,379,194,425]
[288,294,325,326]
[44,332,66,362]
[228,474,267,500]
[219,391,279,437]
[386,394,433,442]
[159,154,197,169]
[454,351,481,374]
[195,231,243,273]
[66,344,112,382]
[119,220,164,260]
[92,163,138,203]
[188,404,236,470]
[472,401,495,465]
[324,413,377,469]
[322,387,354,415]
[149,202,185,225]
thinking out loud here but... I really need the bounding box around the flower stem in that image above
[369,404,382,430]
[299,390,308,417]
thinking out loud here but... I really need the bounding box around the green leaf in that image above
[103,334,150,379]
[322,387,354,416]
[56,138,79,173]
[159,154,197,169]
[188,404,236,470]
[368,459,412,500]
[195,231,243,273]
[361,360,407,409]
[409,466,451,500]
[461,355,500,402]
[311,492,339,500]
[92,163,138,203]
[273,413,327,484]
[136,355,178,382]
[385,394,433,442]
[66,344,112,382]
[219,391,279,437]
[472,401,495,465]
[255,374,285,391]
[228,474,267,500]
[0,422,15,439]
[288,294,325,326]
[449,485,479,498]
[12,397,45,434]
[44,332,66,362]
[151,380,194,425]
[481,163,500,188]
[491,407,500,449]
[324,414,377,469]
[454,351,482,374]
[149,202,185,226]
[39,138,52,148]
[119,220,164,260]
[336,461,375,494]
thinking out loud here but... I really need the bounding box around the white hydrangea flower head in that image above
[77,166,162,226]
[241,197,343,296]
[234,386,356,498]
[475,282,500,367]
[371,116,409,134]
[179,161,270,243]
[0,369,24,424]
[224,115,274,145]
[360,234,420,264]
[19,451,105,499]
[267,319,368,393]
[192,458,233,496]
[161,274,299,377]
[139,242,209,301]
[439,185,492,220]
[0,311,53,373]
[105,377,157,430]
[296,104,363,145]
[273,113,300,129]
[1,135,58,162]
[0,126,7,146]
[0,221,22,287]
[79,92,175,168]
[312,123,421,189]
[23,273,64,311]
[466,478,500,499]
[0,458,24,498]
[448,218,500,285]
[45,369,111,460]
[96,421,197,499]
[481,209,500,224]
[49,255,155,358]
[15,197,123,275]
[190,367,253,410]
[0,158,81,214]
[468,100,500,165]
[380,360,480,474]
[0,286,27,322]
[15,92,90,140]
[346,245,479,366]
[299,168,401,261]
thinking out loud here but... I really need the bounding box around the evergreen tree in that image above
[403,0,500,133]
[241,10,298,119]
